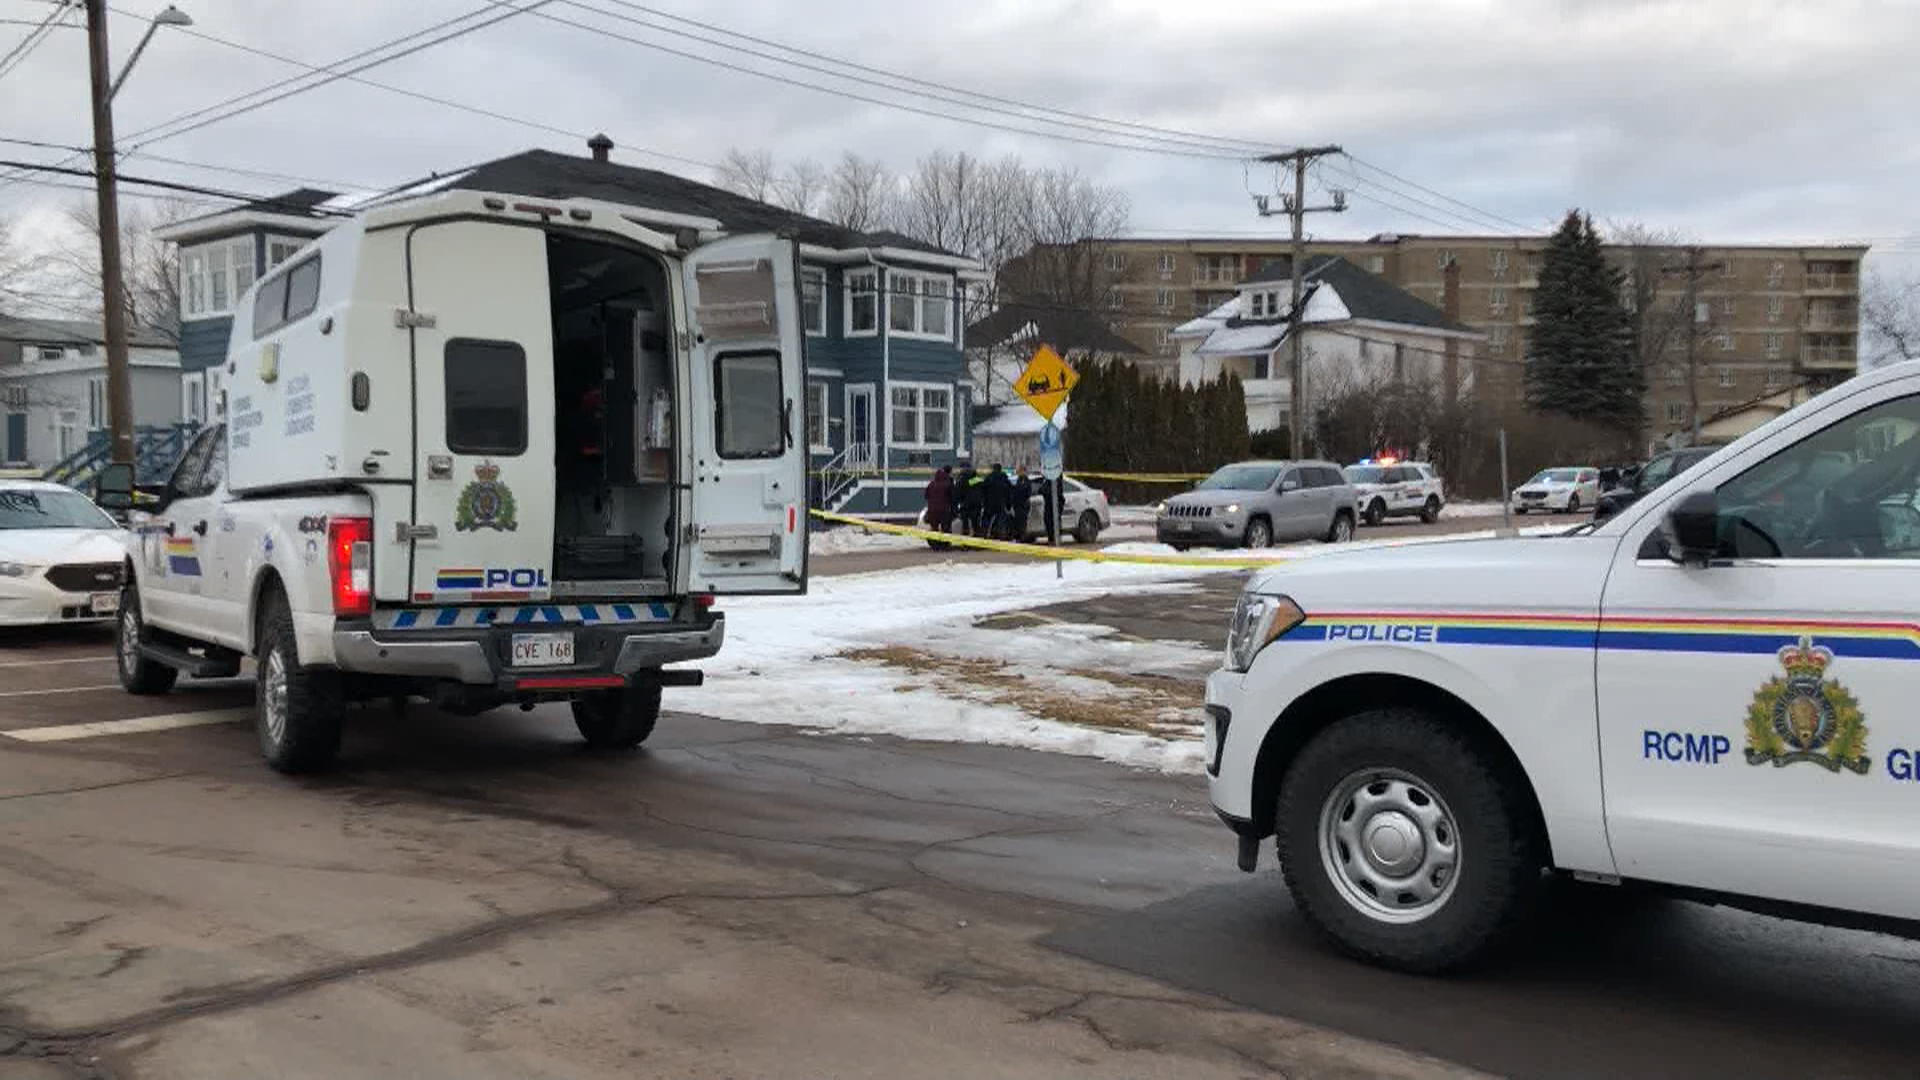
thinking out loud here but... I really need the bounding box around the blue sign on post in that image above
[1038,421,1063,481]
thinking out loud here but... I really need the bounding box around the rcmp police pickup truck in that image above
[1207,360,1920,971]
[97,189,807,773]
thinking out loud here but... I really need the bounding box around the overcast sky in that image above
[1,0,1914,264]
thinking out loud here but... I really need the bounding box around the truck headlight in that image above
[0,562,39,578]
[1152,501,1168,516]
[1224,503,1242,514]
[1226,593,1305,673]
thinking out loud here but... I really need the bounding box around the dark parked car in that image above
[1592,445,1721,521]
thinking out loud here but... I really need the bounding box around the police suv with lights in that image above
[1207,360,1920,971]
[100,189,807,773]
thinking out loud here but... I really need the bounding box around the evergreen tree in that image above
[1526,210,1642,431]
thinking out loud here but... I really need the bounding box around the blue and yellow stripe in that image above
[1286,611,1920,661]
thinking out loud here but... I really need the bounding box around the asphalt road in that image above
[4,563,1917,1079]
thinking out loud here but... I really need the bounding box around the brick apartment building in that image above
[1074,233,1866,445]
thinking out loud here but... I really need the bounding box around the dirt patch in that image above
[839,645,1203,739]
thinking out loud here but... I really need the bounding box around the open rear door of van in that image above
[683,234,807,595]
[404,221,557,603]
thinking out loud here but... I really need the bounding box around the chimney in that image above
[1442,257,1461,401]
[587,133,613,163]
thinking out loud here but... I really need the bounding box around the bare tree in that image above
[821,152,894,231]
[39,198,189,346]
[995,164,1130,312]
[773,158,828,217]
[1862,270,1920,368]
[1606,221,1701,440]
[716,147,778,204]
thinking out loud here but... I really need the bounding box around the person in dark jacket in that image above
[1009,466,1034,541]
[955,462,982,536]
[923,466,955,534]
[982,463,1014,538]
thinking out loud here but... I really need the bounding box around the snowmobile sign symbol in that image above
[1016,344,1078,422]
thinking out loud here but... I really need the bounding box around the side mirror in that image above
[94,462,135,511]
[1662,490,1720,565]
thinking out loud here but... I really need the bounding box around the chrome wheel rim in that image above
[262,648,289,747]
[1248,521,1271,548]
[1336,517,1354,542]
[118,607,139,675]
[1318,768,1460,924]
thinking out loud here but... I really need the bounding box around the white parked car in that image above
[1206,359,1920,972]
[1511,466,1599,514]
[1344,462,1445,525]
[0,479,127,627]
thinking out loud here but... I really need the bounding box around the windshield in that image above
[1344,466,1386,484]
[1198,464,1281,491]
[1529,469,1580,484]
[0,488,116,530]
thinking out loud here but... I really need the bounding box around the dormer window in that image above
[1248,290,1282,319]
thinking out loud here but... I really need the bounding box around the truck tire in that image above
[1073,511,1101,544]
[1365,498,1387,527]
[254,591,345,774]
[1420,496,1441,524]
[115,583,177,695]
[1243,516,1273,549]
[1275,708,1545,973]
[572,681,662,749]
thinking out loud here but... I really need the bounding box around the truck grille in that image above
[1166,504,1214,518]
[1519,490,1547,500]
[44,562,123,593]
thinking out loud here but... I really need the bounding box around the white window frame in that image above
[800,267,827,337]
[1489,325,1510,353]
[887,381,953,450]
[1667,365,1684,386]
[1365,254,1386,274]
[4,385,27,408]
[1489,287,1509,315]
[1766,261,1785,287]
[1765,333,1784,359]
[844,268,879,338]
[1767,297,1784,323]
[85,376,106,430]
[1666,402,1686,423]
[1716,331,1736,352]
[35,345,63,362]
[180,236,256,319]
[806,378,831,453]
[1155,288,1174,312]
[1103,251,1126,272]
[885,269,951,341]
[1157,252,1175,273]
[1719,296,1736,317]
[265,234,309,270]
[1765,369,1785,389]
[1489,249,1509,278]
[1436,248,1457,270]
[181,370,206,425]
[1718,367,1736,388]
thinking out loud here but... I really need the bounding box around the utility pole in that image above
[84,0,134,466]
[1257,146,1345,458]
[1662,246,1723,446]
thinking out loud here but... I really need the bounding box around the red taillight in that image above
[327,516,373,618]
[691,593,715,609]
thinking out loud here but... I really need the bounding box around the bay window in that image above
[846,268,878,336]
[889,383,952,449]
[180,237,257,318]
[886,269,952,340]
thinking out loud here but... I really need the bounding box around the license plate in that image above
[510,632,575,667]
[90,591,119,615]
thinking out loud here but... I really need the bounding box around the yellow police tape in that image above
[807,508,1288,569]
[807,467,1205,484]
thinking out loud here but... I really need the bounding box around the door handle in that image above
[192,520,208,536]
[162,520,176,536]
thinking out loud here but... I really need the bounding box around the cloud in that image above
[0,0,1910,260]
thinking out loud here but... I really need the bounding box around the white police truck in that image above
[1208,360,1920,971]
[99,189,808,773]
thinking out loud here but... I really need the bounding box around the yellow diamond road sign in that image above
[1016,344,1078,421]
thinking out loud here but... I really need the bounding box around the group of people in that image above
[923,462,1055,541]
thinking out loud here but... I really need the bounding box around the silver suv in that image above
[1155,460,1357,549]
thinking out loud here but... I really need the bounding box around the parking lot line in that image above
[0,684,124,697]
[3,708,252,742]
[0,657,117,669]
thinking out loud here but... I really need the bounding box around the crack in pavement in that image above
[0,772,193,804]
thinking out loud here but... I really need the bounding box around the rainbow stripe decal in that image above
[435,567,485,590]
[164,537,200,577]
[1287,612,1920,661]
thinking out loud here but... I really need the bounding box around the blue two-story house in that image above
[152,141,983,517]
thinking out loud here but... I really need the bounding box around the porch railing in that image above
[42,423,197,491]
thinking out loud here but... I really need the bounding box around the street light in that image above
[109,5,191,101]
[85,0,190,468]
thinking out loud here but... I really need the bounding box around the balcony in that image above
[1803,270,1859,294]
[1802,309,1858,331]
[1799,343,1855,371]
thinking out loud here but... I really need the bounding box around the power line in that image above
[559,0,1275,159]
[0,158,356,215]
[1317,159,1527,236]
[0,0,71,82]
[534,0,1251,161]
[122,0,560,152]
[593,0,1281,157]
[1341,152,1541,235]
[98,2,718,172]
[0,135,373,191]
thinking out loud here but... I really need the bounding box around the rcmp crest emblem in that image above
[1744,635,1869,774]
[454,460,517,532]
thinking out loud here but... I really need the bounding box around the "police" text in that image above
[1325,623,1436,643]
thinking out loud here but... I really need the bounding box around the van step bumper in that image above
[331,614,725,685]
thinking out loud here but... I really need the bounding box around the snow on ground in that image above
[806,526,926,555]
[695,558,1224,773]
